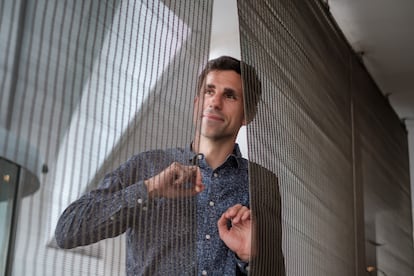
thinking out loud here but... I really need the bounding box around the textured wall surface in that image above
[238,0,414,275]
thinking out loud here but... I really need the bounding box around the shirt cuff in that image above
[235,254,250,274]
[122,180,150,210]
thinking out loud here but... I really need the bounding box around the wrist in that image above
[236,252,251,263]
[235,253,250,274]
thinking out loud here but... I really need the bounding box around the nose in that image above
[208,93,222,109]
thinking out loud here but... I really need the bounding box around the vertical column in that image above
[405,120,414,243]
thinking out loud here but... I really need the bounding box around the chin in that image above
[200,130,221,139]
[201,130,234,141]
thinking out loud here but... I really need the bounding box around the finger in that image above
[176,166,200,189]
[233,208,250,224]
[188,165,200,184]
[193,167,204,193]
[171,164,194,186]
[169,162,183,185]
[190,170,204,194]
[174,166,204,196]
[241,209,251,221]
[217,213,230,236]
[230,206,249,224]
[176,188,200,197]
[224,204,243,219]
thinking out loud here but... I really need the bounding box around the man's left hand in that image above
[217,204,253,262]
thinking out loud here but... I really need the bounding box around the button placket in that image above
[137,198,148,211]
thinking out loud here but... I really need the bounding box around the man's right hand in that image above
[144,162,204,198]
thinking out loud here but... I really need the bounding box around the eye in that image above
[224,93,237,100]
[204,89,214,95]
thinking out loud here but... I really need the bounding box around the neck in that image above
[192,134,236,169]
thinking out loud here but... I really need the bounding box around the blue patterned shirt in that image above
[55,145,250,275]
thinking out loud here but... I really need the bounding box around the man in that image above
[55,56,284,275]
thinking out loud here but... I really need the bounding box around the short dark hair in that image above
[197,56,262,123]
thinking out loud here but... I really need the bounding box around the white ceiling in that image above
[328,0,414,120]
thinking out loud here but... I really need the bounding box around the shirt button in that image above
[110,216,114,221]
[197,154,203,160]
[209,201,215,207]
[137,198,143,204]
[205,234,211,240]
[202,270,207,275]
[213,172,218,178]
[142,206,148,211]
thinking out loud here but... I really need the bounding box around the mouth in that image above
[202,113,224,122]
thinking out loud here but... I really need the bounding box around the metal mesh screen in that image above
[1,0,413,275]
[1,0,212,275]
[238,0,413,275]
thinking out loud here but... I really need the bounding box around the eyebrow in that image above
[223,88,237,95]
[206,84,238,95]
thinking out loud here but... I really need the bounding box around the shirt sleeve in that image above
[55,154,155,249]
[234,254,250,275]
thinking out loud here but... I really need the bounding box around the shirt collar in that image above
[232,143,243,157]
[187,143,243,168]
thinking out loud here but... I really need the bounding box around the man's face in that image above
[194,70,245,141]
